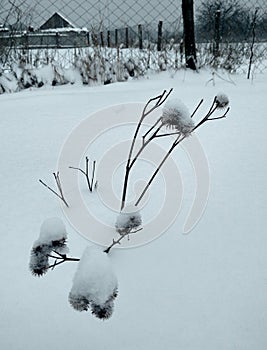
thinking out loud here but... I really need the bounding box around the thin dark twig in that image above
[90,160,96,190]
[120,89,173,210]
[135,100,230,207]
[85,156,92,191]
[142,117,162,143]
[39,174,69,207]
[104,228,143,254]
[53,172,64,199]
[69,157,96,192]
[47,251,80,270]
[190,99,204,118]
[135,135,180,206]
[154,130,181,139]
[69,166,87,176]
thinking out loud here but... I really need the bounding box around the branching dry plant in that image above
[69,156,97,192]
[32,89,230,320]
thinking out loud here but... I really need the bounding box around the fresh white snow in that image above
[69,245,118,308]
[162,97,194,135]
[0,69,267,350]
[34,217,67,246]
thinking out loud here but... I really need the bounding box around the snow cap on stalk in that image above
[215,93,229,109]
[115,205,142,235]
[29,217,68,277]
[69,246,118,320]
[162,98,194,136]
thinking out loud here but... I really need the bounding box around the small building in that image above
[39,12,75,31]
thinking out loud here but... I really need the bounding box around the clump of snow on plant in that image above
[162,98,194,136]
[115,205,142,235]
[35,217,68,246]
[215,92,229,109]
[69,246,118,319]
[29,218,68,277]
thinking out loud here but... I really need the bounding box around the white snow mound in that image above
[70,246,118,305]
[34,217,67,247]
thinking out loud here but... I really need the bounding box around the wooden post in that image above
[125,27,129,48]
[115,28,118,47]
[100,31,104,47]
[182,0,197,70]
[214,10,221,58]
[157,20,163,51]
[138,24,143,50]
[107,30,111,47]
[56,32,60,48]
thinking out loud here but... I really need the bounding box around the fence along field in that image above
[0,0,266,91]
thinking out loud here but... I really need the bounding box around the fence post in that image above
[56,32,60,48]
[157,20,163,51]
[100,31,104,47]
[182,0,197,70]
[125,27,129,48]
[138,24,143,49]
[213,10,221,58]
[107,30,111,47]
[115,29,118,47]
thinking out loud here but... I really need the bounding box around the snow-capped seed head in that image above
[162,99,194,136]
[29,244,51,276]
[68,293,90,312]
[215,93,229,109]
[69,246,118,318]
[38,217,67,246]
[115,205,142,235]
[91,301,114,320]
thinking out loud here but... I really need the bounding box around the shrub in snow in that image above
[69,246,118,320]
[215,93,229,109]
[29,217,68,276]
[162,99,194,136]
[115,205,142,235]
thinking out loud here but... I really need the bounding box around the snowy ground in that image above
[1,69,267,350]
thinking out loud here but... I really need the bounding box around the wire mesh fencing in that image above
[0,0,266,74]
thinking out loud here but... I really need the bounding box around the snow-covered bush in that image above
[162,99,195,136]
[29,217,68,276]
[69,246,118,320]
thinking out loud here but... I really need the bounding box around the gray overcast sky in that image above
[1,0,264,29]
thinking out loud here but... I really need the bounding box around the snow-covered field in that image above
[1,69,267,350]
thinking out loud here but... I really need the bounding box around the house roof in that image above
[39,12,76,30]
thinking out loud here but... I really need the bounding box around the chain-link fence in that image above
[0,0,266,74]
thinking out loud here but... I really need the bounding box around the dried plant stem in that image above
[104,228,143,254]
[120,89,173,210]
[135,101,230,207]
[69,157,96,192]
[48,251,80,270]
[39,172,69,207]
